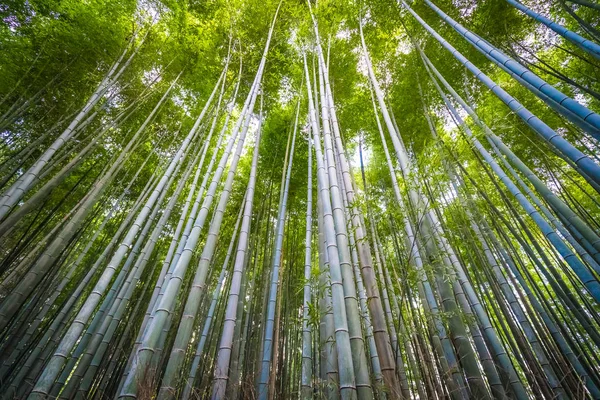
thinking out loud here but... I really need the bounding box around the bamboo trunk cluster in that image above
[0,1,599,399]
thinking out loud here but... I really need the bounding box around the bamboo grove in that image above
[1,0,600,398]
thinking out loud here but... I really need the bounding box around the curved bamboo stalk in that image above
[418,50,600,261]
[400,0,600,188]
[424,0,600,134]
[505,0,600,59]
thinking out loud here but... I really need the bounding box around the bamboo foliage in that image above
[0,1,599,399]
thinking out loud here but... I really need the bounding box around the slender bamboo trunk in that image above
[303,50,357,400]
[212,94,263,399]
[301,137,314,400]
[257,94,299,400]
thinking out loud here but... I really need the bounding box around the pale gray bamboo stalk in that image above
[384,248,428,400]
[366,82,466,398]
[26,72,215,398]
[159,60,264,400]
[0,30,144,219]
[2,166,157,399]
[326,67,401,400]
[316,174,339,399]
[180,189,246,400]
[315,51,372,399]
[372,233,410,396]
[63,140,201,398]
[257,96,299,400]
[228,225,259,400]
[117,60,242,392]
[211,96,263,399]
[0,78,178,332]
[303,51,357,400]
[301,136,315,400]
[335,142,385,398]
[119,53,262,399]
